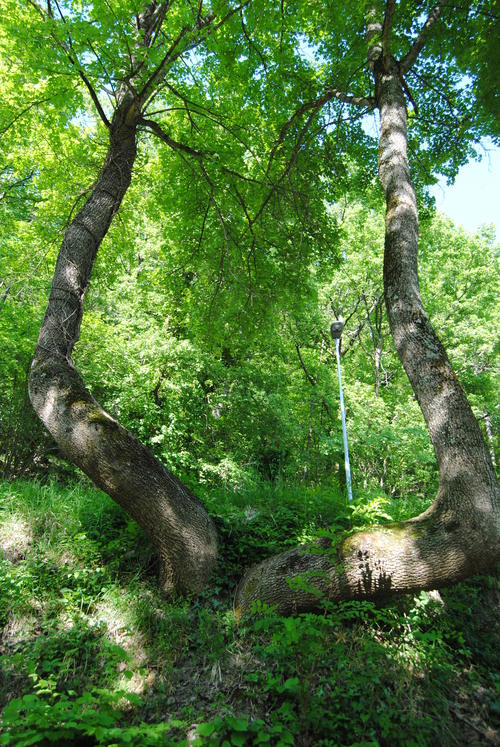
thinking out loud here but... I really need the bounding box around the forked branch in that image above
[267,86,374,176]
[399,4,442,74]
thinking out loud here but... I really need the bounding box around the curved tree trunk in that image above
[234,50,499,618]
[29,97,218,594]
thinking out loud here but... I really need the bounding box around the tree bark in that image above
[29,96,218,594]
[376,57,498,536]
[234,39,499,619]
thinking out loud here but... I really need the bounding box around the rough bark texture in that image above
[376,56,499,546]
[29,94,218,594]
[234,25,499,618]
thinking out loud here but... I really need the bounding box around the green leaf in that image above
[196,722,216,737]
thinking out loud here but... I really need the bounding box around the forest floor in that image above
[0,478,498,746]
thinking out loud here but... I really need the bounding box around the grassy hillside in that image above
[0,479,498,746]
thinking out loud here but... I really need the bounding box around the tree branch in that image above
[27,0,111,128]
[197,196,211,253]
[326,87,376,109]
[77,69,111,128]
[400,74,419,114]
[0,282,13,313]
[382,0,396,71]
[366,5,383,70]
[0,169,34,201]
[212,0,251,33]
[296,344,316,387]
[240,11,267,69]
[255,104,320,225]
[0,94,68,135]
[266,86,374,179]
[399,4,442,74]
[138,25,190,103]
[140,117,206,158]
[158,81,264,168]
[139,1,250,108]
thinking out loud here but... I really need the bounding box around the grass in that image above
[0,478,498,746]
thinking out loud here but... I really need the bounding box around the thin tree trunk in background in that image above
[482,412,497,469]
[303,399,314,482]
[374,344,381,396]
[363,293,383,396]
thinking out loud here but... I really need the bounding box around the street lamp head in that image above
[330,318,344,340]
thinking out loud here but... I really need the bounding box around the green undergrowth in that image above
[0,478,498,746]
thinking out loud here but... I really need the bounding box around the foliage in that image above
[1,687,165,747]
[2,197,497,490]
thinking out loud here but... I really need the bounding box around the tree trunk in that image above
[29,99,217,594]
[234,57,499,619]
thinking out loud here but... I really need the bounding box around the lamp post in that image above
[330,318,353,502]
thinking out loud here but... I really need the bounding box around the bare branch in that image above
[197,196,211,253]
[0,169,35,202]
[139,0,249,108]
[399,4,442,74]
[0,282,13,312]
[280,0,285,51]
[233,183,257,291]
[220,164,266,186]
[295,342,332,418]
[212,0,250,33]
[400,74,418,114]
[138,25,190,103]
[240,11,267,69]
[408,68,456,113]
[322,291,384,359]
[157,81,264,169]
[257,93,348,227]
[86,37,117,98]
[77,70,111,127]
[198,163,230,318]
[141,2,172,48]
[326,87,376,109]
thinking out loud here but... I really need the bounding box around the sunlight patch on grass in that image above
[92,592,155,695]
[0,514,32,562]
[1,613,38,651]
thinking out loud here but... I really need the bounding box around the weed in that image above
[0,479,497,746]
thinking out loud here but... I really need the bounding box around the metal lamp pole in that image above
[330,319,353,502]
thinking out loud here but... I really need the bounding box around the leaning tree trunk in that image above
[234,60,499,618]
[29,97,217,594]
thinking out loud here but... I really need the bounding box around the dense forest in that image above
[0,0,499,744]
